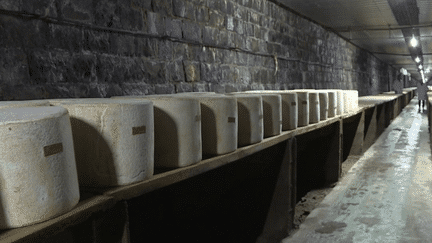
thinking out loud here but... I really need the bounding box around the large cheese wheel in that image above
[318,92,329,121]
[49,98,154,186]
[0,106,79,228]
[295,92,309,127]
[225,94,264,147]
[327,91,337,118]
[112,96,202,168]
[172,94,237,156]
[0,100,49,109]
[308,92,320,124]
[242,91,298,131]
[261,94,282,137]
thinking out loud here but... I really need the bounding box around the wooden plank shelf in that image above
[0,194,115,243]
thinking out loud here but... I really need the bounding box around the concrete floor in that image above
[283,97,432,243]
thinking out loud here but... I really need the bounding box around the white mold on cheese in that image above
[225,94,264,147]
[308,92,320,124]
[48,98,154,186]
[113,95,202,168]
[260,94,282,137]
[318,91,329,121]
[171,94,237,156]
[0,106,79,229]
[0,100,49,109]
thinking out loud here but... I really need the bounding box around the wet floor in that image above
[283,97,432,243]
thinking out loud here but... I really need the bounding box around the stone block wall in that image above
[0,0,400,100]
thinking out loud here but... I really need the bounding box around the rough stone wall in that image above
[0,0,398,100]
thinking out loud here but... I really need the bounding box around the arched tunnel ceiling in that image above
[280,0,432,81]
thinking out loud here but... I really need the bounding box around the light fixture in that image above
[410,35,418,47]
[426,69,431,74]
[415,57,421,63]
[419,64,423,70]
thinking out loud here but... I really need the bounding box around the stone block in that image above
[209,10,226,28]
[60,0,92,23]
[182,20,202,43]
[245,22,255,37]
[208,83,226,93]
[146,11,166,36]
[226,16,234,31]
[235,52,248,66]
[0,48,30,86]
[130,0,152,11]
[225,84,239,93]
[184,61,201,82]
[142,59,167,84]
[217,29,229,47]
[52,25,83,53]
[121,83,155,95]
[117,35,136,56]
[155,84,175,94]
[217,49,235,65]
[201,63,220,82]
[196,6,210,22]
[166,60,185,82]
[206,0,220,10]
[249,11,260,25]
[27,50,69,84]
[254,25,261,38]
[158,40,173,60]
[227,31,236,48]
[0,0,19,11]
[173,0,195,20]
[233,5,247,19]
[220,65,233,83]
[151,0,173,16]
[22,0,57,17]
[173,42,187,60]
[175,82,193,93]
[203,26,218,46]
[193,82,209,92]
[234,18,244,35]
[135,37,158,58]
[0,16,50,49]
[226,1,235,15]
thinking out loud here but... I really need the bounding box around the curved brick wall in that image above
[0,0,411,100]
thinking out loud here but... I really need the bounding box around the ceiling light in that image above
[415,57,421,63]
[410,35,418,47]
[419,65,423,70]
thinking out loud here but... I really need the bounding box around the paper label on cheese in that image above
[44,143,63,157]
[132,126,146,135]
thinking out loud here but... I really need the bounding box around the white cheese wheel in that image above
[260,94,282,137]
[0,100,49,109]
[112,96,201,168]
[225,94,264,147]
[295,92,309,127]
[0,106,79,228]
[308,92,320,124]
[174,94,237,155]
[318,92,329,121]
[48,98,154,186]
[242,91,298,131]
[327,91,337,118]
